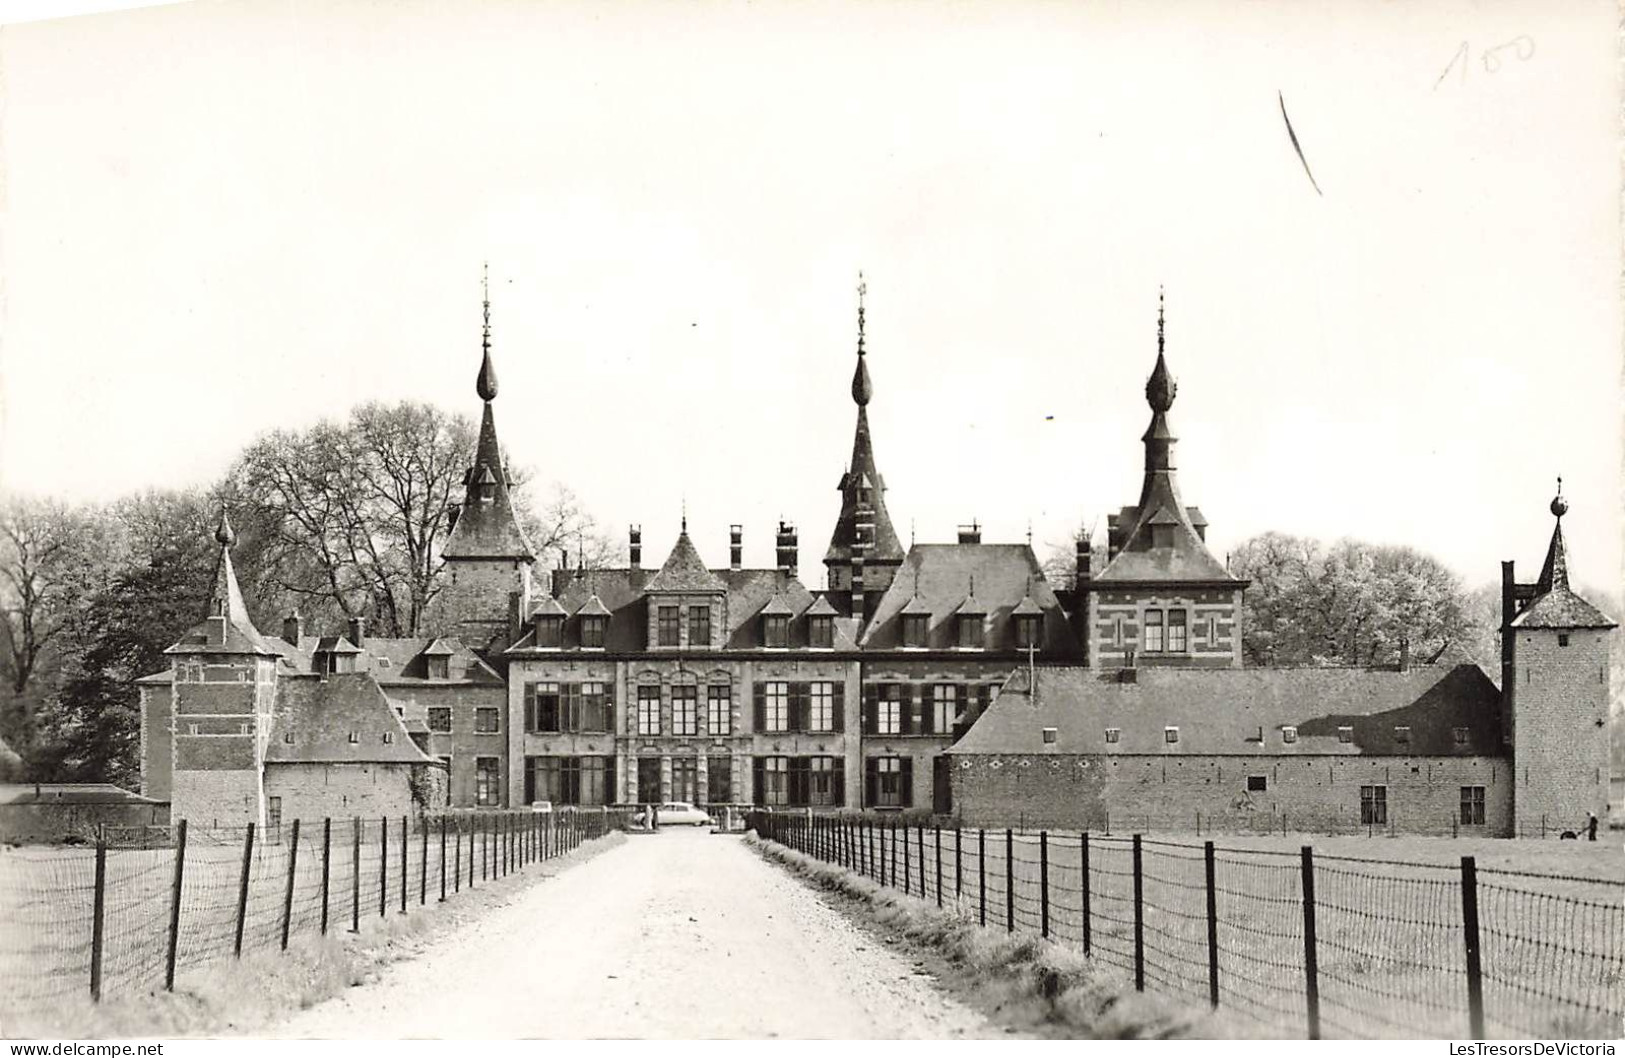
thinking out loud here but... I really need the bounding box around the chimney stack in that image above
[1075,535,1092,586]
[347,616,365,648]
[445,503,460,533]
[282,612,303,645]
[1398,636,1411,673]
[775,521,798,576]
[629,525,642,569]
[729,525,743,571]
[957,521,982,545]
[508,590,522,645]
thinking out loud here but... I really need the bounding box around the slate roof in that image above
[266,674,438,765]
[644,531,728,593]
[165,544,287,659]
[860,544,1082,654]
[0,783,164,806]
[289,635,503,685]
[1512,587,1617,630]
[950,663,1503,757]
[442,399,536,560]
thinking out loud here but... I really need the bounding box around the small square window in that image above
[1453,726,1469,744]
[1164,726,1179,744]
[347,731,360,744]
[1041,727,1058,744]
[283,731,294,744]
[1281,726,1298,744]
[1104,727,1120,744]
[1394,726,1411,745]
[475,707,500,734]
[1558,634,1570,647]
[383,731,394,744]
[1337,726,1353,743]
[1247,775,1267,792]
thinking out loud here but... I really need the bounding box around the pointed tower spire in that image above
[476,263,498,403]
[851,272,872,407]
[1536,476,1570,594]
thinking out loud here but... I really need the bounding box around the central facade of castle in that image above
[138,286,1613,837]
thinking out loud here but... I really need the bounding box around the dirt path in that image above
[271,829,998,1039]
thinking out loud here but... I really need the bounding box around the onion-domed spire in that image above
[214,508,236,547]
[476,263,499,402]
[1145,288,1177,413]
[851,272,872,407]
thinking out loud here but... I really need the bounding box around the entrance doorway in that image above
[671,757,698,803]
[932,755,952,815]
[637,757,662,804]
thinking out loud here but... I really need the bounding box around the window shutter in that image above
[915,684,933,735]
[833,758,846,807]
[789,683,807,733]
[863,685,879,734]
[753,756,765,805]
[900,757,915,808]
[864,757,878,808]
[523,759,535,805]
[523,684,536,733]
[753,682,766,733]
[832,683,845,733]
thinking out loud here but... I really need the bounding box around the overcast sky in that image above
[0,0,1618,595]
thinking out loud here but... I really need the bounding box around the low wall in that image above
[0,801,172,845]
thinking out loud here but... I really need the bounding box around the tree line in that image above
[0,400,608,788]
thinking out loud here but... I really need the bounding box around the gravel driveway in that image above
[272,829,998,1039]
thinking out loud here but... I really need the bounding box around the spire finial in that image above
[857,271,867,357]
[850,272,874,407]
[475,263,499,402]
[214,508,236,548]
[681,496,688,534]
[1551,475,1568,518]
[1145,288,1177,413]
[1157,286,1165,355]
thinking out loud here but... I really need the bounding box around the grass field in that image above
[777,818,1624,1040]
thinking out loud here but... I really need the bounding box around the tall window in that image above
[577,682,611,733]
[902,614,928,648]
[1014,615,1040,650]
[807,682,835,732]
[808,757,841,806]
[671,756,698,802]
[1360,785,1387,825]
[762,682,790,733]
[707,686,731,735]
[707,756,731,803]
[427,707,452,733]
[637,686,661,736]
[475,707,500,733]
[1167,609,1187,652]
[957,615,984,648]
[672,685,699,736]
[876,685,902,735]
[763,614,789,648]
[931,684,959,734]
[760,756,789,806]
[475,757,500,806]
[535,616,563,648]
[528,756,613,806]
[689,606,711,648]
[581,616,606,649]
[809,615,834,648]
[873,757,907,808]
[531,683,561,732]
[1143,609,1164,653]
[657,606,680,647]
[1460,786,1486,825]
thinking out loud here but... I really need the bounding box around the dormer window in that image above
[689,606,711,648]
[535,615,563,649]
[425,656,450,680]
[809,615,834,649]
[581,616,606,649]
[347,731,360,744]
[1014,615,1041,650]
[902,614,928,649]
[1394,726,1411,746]
[657,606,680,647]
[956,614,984,649]
[763,614,789,648]
[1281,726,1298,744]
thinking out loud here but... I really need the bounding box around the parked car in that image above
[528,800,553,814]
[635,802,714,828]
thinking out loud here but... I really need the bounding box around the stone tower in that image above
[163,512,282,827]
[440,269,536,650]
[1503,483,1616,836]
[824,275,904,625]
[1085,293,1248,669]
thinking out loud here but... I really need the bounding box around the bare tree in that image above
[0,495,118,696]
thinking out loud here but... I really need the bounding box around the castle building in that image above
[137,280,1614,836]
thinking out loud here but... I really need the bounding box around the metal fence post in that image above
[420,817,428,906]
[439,816,447,901]
[902,821,911,895]
[350,818,361,933]
[400,815,408,912]
[1132,833,1144,991]
[1301,845,1321,1040]
[90,836,107,1001]
[164,819,188,992]
[1004,828,1014,933]
[934,826,943,908]
[978,828,987,927]
[233,821,256,958]
[454,818,462,893]
[320,818,331,935]
[379,816,388,918]
[917,824,926,896]
[280,819,300,950]
[1082,831,1091,955]
[1462,855,1485,1039]
[955,826,962,899]
[1040,830,1050,939]
[1204,839,1218,1009]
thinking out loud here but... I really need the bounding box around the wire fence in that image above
[0,807,631,1017]
[749,811,1625,1040]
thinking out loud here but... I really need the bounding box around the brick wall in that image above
[140,686,173,802]
[436,559,530,640]
[263,762,419,823]
[1087,588,1241,669]
[951,752,1514,836]
[386,681,506,807]
[1512,628,1612,834]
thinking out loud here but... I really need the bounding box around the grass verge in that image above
[747,833,1250,1040]
[3,831,627,1040]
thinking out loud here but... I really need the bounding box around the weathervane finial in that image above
[857,270,867,356]
[1157,286,1165,355]
[482,261,491,356]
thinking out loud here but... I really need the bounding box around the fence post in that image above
[164,818,188,992]
[280,818,301,950]
[351,818,361,933]
[320,818,331,935]
[400,815,408,912]
[379,816,388,919]
[1461,855,1485,1039]
[1132,833,1144,991]
[902,820,911,895]
[978,828,987,927]
[454,818,462,893]
[1082,831,1091,955]
[1040,830,1050,939]
[233,821,256,958]
[420,817,428,906]
[1300,845,1321,1040]
[934,826,943,908]
[917,824,927,896]
[1204,839,1218,1009]
[955,826,962,899]
[1004,828,1014,933]
[90,836,107,1001]
[439,816,448,901]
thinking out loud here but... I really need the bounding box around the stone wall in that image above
[1087,588,1241,669]
[1511,628,1612,834]
[263,762,420,823]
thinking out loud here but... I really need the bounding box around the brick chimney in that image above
[1075,535,1092,586]
[775,521,798,576]
[282,612,303,645]
[729,525,743,571]
[346,616,365,648]
[957,521,981,544]
[1398,636,1411,673]
[629,525,642,569]
[508,590,523,646]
